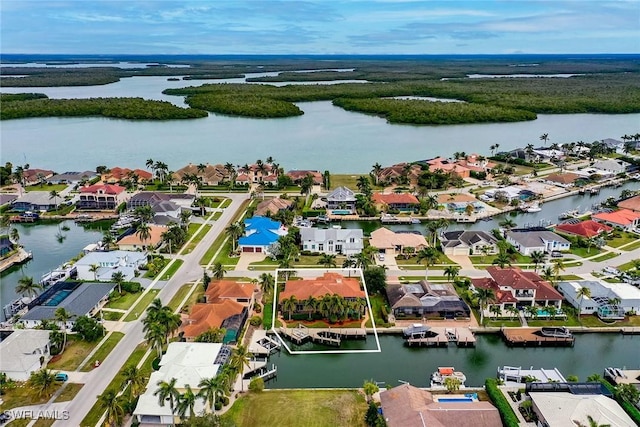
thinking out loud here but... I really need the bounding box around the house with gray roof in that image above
[591,158,632,175]
[0,329,51,380]
[440,230,499,256]
[75,250,147,282]
[0,194,18,207]
[386,281,470,319]
[325,186,357,212]
[20,281,115,328]
[506,229,570,255]
[301,226,363,256]
[12,192,57,212]
[47,171,97,184]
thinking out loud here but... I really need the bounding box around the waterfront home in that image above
[604,367,640,388]
[601,138,625,152]
[555,219,613,238]
[174,163,229,186]
[78,184,129,210]
[591,158,632,175]
[371,192,419,212]
[481,186,535,202]
[238,216,287,254]
[286,170,323,185]
[133,343,230,425]
[22,168,54,186]
[11,192,58,212]
[0,194,18,208]
[544,172,582,188]
[300,226,363,256]
[457,153,496,172]
[425,157,471,178]
[378,162,422,186]
[617,194,640,212]
[0,236,15,257]
[380,383,501,427]
[205,280,255,305]
[117,225,166,251]
[47,170,97,185]
[279,272,365,315]
[386,281,470,319]
[20,281,115,329]
[471,267,563,315]
[369,227,428,258]
[75,250,147,281]
[180,299,247,343]
[254,197,294,217]
[128,191,195,211]
[505,229,570,255]
[532,147,565,162]
[558,280,639,318]
[592,209,640,231]
[101,167,153,184]
[0,330,51,381]
[235,163,277,184]
[440,230,499,256]
[325,186,357,213]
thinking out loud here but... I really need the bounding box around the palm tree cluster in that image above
[281,293,367,323]
[143,299,182,358]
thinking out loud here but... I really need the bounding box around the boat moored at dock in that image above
[430,367,466,388]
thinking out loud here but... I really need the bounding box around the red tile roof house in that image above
[555,220,613,238]
[471,267,563,319]
[22,169,55,186]
[101,167,153,184]
[286,170,324,185]
[236,163,276,184]
[78,184,129,210]
[617,194,640,213]
[372,192,420,212]
[592,209,640,232]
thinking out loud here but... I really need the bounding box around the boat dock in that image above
[501,327,575,347]
[380,215,419,224]
[248,329,282,355]
[0,248,33,274]
[405,327,476,347]
[278,325,366,347]
[498,366,566,384]
[242,357,278,382]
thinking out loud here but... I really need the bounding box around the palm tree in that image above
[102,232,115,251]
[111,271,125,294]
[136,222,152,249]
[198,376,226,414]
[444,265,460,283]
[577,286,592,325]
[155,377,180,414]
[540,133,549,147]
[176,384,197,420]
[305,296,318,320]
[506,305,519,320]
[318,253,337,268]
[145,322,166,358]
[363,379,379,403]
[49,190,60,210]
[353,252,371,269]
[231,344,252,391]
[212,262,227,279]
[416,247,439,279]
[9,227,20,246]
[530,251,547,272]
[552,258,565,283]
[54,307,73,354]
[99,389,126,427]
[489,305,502,319]
[28,369,56,397]
[546,305,558,320]
[89,263,100,281]
[474,288,495,325]
[122,365,146,401]
[499,218,517,231]
[492,253,512,268]
[525,303,538,320]
[371,163,383,186]
[15,276,42,298]
[282,296,297,321]
[259,273,275,302]
[225,222,243,252]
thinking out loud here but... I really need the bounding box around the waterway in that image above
[0,221,106,312]
[267,334,639,389]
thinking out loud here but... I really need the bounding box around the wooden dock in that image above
[279,325,367,347]
[406,327,476,347]
[502,328,575,347]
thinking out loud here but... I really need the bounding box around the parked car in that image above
[55,373,68,382]
[378,253,385,261]
[551,251,563,258]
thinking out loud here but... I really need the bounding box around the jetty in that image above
[278,325,366,347]
[248,329,281,355]
[501,327,575,347]
[405,327,476,348]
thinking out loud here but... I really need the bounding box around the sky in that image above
[1,1,639,55]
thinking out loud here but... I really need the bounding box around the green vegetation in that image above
[46,336,97,371]
[365,294,393,328]
[606,231,640,248]
[124,289,160,321]
[23,183,68,192]
[185,93,303,118]
[1,97,208,121]
[262,303,274,329]
[168,283,195,311]
[102,311,124,321]
[485,378,519,427]
[183,223,212,253]
[106,291,143,310]
[79,332,125,372]
[158,259,184,281]
[53,383,84,402]
[591,252,620,262]
[0,92,48,101]
[622,239,640,251]
[221,389,367,427]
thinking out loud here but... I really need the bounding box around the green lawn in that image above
[557,274,584,281]
[219,198,232,208]
[606,232,640,248]
[570,246,603,258]
[622,239,640,251]
[617,260,640,271]
[469,254,532,265]
[102,311,124,321]
[24,183,68,192]
[591,252,620,263]
[47,336,98,371]
[212,211,223,220]
[222,389,367,427]
[485,319,521,327]
[168,283,196,311]
[0,382,65,412]
[329,174,360,190]
[214,239,240,266]
[365,294,393,328]
[580,314,640,327]
[158,259,184,281]
[79,332,125,372]
[53,383,84,402]
[200,232,228,266]
[124,289,160,321]
[105,291,142,310]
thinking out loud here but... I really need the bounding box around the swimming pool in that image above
[438,398,474,403]
[332,210,352,215]
[43,289,73,306]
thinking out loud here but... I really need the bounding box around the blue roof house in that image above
[238,216,287,254]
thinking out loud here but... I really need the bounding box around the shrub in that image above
[121,282,142,293]
[254,303,262,313]
[485,378,519,427]
[249,316,262,327]
[262,304,273,329]
[249,377,265,393]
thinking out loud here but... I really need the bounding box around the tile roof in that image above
[555,220,613,238]
[441,230,498,247]
[255,198,294,216]
[545,172,581,184]
[181,300,245,338]
[369,227,428,249]
[617,195,640,212]
[372,192,419,205]
[436,193,477,203]
[473,267,563,301]
[117,225,166,247]
[104,167,153,181]
[280,272,365,300]
[592,209,640,226]
[80,184,126,195]
[205,280,255,302]
[286,170,323,184]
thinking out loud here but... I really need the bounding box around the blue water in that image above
[43,289,72,306]
[332,210,352,215]
[438,398,474,402]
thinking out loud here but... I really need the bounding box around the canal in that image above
[267,333,639,389]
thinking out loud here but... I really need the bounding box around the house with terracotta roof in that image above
[180,299,247,343]
[592,209,640,231]
[378,163,422,186]
[78,184,129,210]
[617,194,640,212]
[173,163,229,186]
[101,167,153,184]
[205,280,255,305]
[372,192,419,212]
[555,220,613,239]
[22,169,55,186]
[544,172,582,188]
[117,225,166,251]
[286,170,323,185]
[235,163,277,184]
[471,267,563,316]
[457,153,496,172]
[425,157,471,178]
[380,383,501,427]
[254,197,294,217]
[369,227,428,258]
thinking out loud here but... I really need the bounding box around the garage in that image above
[242,247,254,253]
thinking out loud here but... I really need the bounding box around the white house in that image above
[0,330,51,381]
[558,280,640,318]
[529,392,635,427]
[301,226,364,256]
[75,250,147,281]
[591,158,631,175]
[505,230,570,255]
[133,342,228,425]
[440,230,499,256]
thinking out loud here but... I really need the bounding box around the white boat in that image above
[521,202,542,213]
[430,367,466,388]
[540,327,572,338]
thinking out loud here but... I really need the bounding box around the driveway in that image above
[236,252,267,270]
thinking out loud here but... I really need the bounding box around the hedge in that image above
[485,378,519,427]
[601,379,640,424]
[262,303,273,329]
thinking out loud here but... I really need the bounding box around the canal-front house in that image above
[101,167,153,184]
[254,197,294,217]
[173,163,230,186]
[279,272,366,318]
[78,184,129,210]
[558,280,640,319]
[0,330,51,381]
[325,186,357,213]
[11,192,58,212]
[372,192,420,212]
[592,209,640,232]
[386,281,471,319]
[369,227,428,258]
[117,225,165,251]
[47,170,97,185]
[238,216,287,254]
[471,267,563,316]
[300,226,364,256]
[505,229,570,255]
[555,220,613,239]
[440,230,499,256]
[75,250,147,281]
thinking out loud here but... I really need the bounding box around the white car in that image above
[378,253,385,261]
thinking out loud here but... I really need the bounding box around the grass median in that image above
[168,283,196,312]
[124,289,160,321]
[80,332,125,372]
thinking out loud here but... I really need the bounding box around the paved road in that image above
[55,193,248,427]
